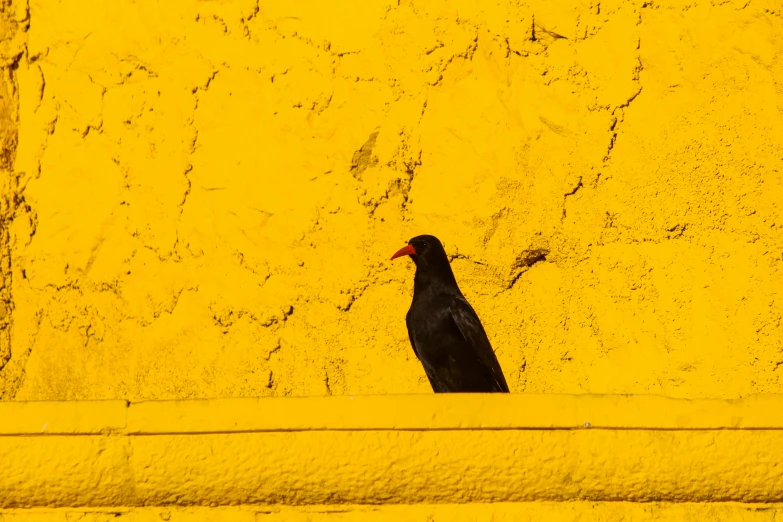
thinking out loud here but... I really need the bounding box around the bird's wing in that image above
[448,295,510,392]
[405,311,421,360]
[406,310,446,391]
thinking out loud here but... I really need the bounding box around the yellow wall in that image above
[2,1,783,516]
[1,0,783,402]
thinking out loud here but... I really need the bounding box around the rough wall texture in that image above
[1,0,782,400]
[0,0,25,397]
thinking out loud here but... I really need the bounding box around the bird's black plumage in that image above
[392,235,509,393]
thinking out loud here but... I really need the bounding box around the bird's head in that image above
[392,235,459,290]
[391,235,449,269]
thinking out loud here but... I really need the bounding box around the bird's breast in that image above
[407,295,463,363]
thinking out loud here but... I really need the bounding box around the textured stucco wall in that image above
[0,0,25,396]
[1,0,783,401]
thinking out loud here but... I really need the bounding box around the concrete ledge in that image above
[0,400,128,435]
[2,503,783,521]
[5,393,783,434]
[2,394,783,508]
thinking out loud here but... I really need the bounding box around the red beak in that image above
[391,244,416,260]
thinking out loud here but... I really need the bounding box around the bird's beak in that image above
[391,244,416,260]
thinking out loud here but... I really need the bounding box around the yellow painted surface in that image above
[5,393,783,435]
[2,0,783,517]
[2,395,783,508]
[0,0,782,401]
[2,504,783,522]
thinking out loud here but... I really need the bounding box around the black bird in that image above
[391,235,510,393]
